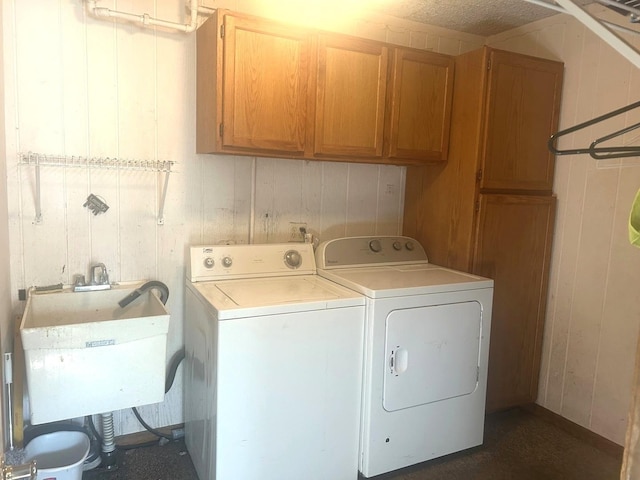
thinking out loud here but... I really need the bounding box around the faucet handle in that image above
[73,274,86,286]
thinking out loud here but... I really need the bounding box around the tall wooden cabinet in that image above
[403,47,563,412]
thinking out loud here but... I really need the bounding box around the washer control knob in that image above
[222,256,233,268]
[203,257,215,269]
[284,250,302,269]
[405,241,415,251]
[392,241,402,251]
[369,239,382,253]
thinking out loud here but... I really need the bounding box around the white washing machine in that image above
[315,236,494,477]
[184,242,365,480]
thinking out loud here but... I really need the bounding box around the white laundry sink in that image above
[20,283,170,425]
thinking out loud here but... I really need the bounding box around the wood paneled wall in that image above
[488,5,640,445]
[0,1,482,436]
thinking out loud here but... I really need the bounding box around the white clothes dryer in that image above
[315,236,494,478]
[184,243,365,480]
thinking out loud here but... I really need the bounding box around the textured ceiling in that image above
[373,0,595,36]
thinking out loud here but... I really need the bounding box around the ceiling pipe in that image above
[86,0,207,33]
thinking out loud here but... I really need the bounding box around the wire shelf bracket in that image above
[18,152,175,225]
[524,0,640,70]
[524,0,640,159]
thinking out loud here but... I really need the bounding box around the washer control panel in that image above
[316,236,428,269]
[188,243,316,282]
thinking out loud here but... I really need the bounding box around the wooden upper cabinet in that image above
[480,50,563,192]
[197,10,455,165]
[196,10,313,155]
[314,35,388,159]
[385,48,454,162]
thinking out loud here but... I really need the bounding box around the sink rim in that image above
[20,281,170,331]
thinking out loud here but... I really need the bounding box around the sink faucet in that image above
[73,263,111,292]
[91,263,110,286]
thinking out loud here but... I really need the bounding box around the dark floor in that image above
[81,407,622,480]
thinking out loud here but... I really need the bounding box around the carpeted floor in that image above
[81,407,622,480]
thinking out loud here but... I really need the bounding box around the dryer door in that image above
[383,301,482,412]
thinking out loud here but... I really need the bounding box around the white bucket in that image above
[24,431,91,480]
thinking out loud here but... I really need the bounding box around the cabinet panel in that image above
[314,35,388,158]
[472,194,556,412]
[222,15,313,154]
[386,49,454,162]
[196,11,313,155]
[481,50,563,192]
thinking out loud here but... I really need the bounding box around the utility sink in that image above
[20,283,170,425]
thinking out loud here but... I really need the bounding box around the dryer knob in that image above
[405,241,415,251]
[203,257,215,269]
[392,241,402,251]
[284,250,302,269]
[369,239,382,253]
[222,256,233,268]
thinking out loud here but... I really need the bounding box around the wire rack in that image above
[18,152,174,172]
[18,152,175,225]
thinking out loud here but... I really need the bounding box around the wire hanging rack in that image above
[18,152,175,225]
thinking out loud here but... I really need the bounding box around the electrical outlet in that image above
[289,222,307,242]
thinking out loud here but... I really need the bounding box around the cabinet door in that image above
[220,14,313,154]
[481,50,563,192]
[386,48,454,163]
[314,35,388,158]
[472,194,556,412]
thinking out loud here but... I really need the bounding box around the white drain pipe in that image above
[86,0,207,33]
[100,412,118,470]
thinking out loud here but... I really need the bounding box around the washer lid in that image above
[192,275,364,319]
[318,264,493,299]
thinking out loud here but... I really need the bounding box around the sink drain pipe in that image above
[100,413,117,470]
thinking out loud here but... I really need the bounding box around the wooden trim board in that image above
[12,315,24,449]
[522,403,623,461]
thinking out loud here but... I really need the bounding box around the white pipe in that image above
[86,0,202,33]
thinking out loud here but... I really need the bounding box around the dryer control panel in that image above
[188,243,316,282]
[316,236,428,269]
